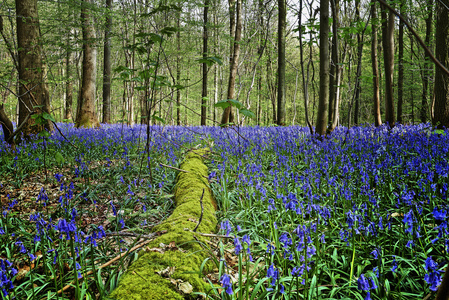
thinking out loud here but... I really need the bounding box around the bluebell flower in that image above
[220,220,232,236]
[391,256,398,273]
[220,274,233,295]
[110,201,117,216]
[234,236,242,255]
[357,274,370,291]
[433,207,447,221]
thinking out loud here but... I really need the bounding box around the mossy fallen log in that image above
[109,149,217,300]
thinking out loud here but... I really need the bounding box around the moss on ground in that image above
[109,149,217,299]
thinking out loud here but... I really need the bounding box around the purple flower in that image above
[110,201,117,216]
[433,207,447,221]
[220,274,233,295]
[234,236,242,255]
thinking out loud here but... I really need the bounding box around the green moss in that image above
[109,149,217,299]
[75,113,100,128]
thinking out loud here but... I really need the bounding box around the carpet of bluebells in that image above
[0,123,448,300]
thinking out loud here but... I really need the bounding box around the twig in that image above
[6,111,36,143]
[159,163,190,173]
[51,230,167,297]
[376,0,449,76]
[422,292,432,300]
[193,189,205,232]
[185,229,233,239]
[51,121,80,150]
[105,231,161,239]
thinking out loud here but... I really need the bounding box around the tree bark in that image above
[421,0,433,123]
[15,0,52,138]
[276,0,286,125]
[102,0,112,123]
[381,2,395,127]
[201,0,209,125]
[221,0,241,125]
[316,0,330,136]
[65,31,73,121]
[0,104,14,145]
[397,0,404,124]
[76,0,99,128]
[328,0,339,126]
[176,2,182,126]
[371,0,382,126]
[433,0,449,129]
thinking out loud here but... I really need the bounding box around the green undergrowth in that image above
[110,149,217,300]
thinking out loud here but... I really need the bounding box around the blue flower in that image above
[234,236,242,255]
[433,207,447,221]
[220,274,233,295]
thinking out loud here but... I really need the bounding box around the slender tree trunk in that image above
[102,0,112,123]
[15,0,52,137]
[433,0,449,129]
[328,0,339,125]
[371,0,382,126]
[381,1,395,127]
[276,0,286,125]
[201,0,209,125]
[397,0,404,124]
[65,31,73,121]
[76,0,99,128]
[221,0,241,125]
[353,0,362,125]
[176,9,181,126]
[421,0,433,123]
[316,0,330,136]
[298,0,313,133]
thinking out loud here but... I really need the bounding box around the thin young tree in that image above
[276,0,286,125]
[221,0,242,125]
[380,0,395,127]
[316,0,330,136]
[433,0,449,129]
[102,0,113,123]
[201,0,209,125]
[371,0,382,126]
[421,0,433,123]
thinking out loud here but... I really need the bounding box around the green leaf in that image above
[214,100,231,109]
[42,112,56,122]
[55,152,64,164]
[149,33,163,44]
[239,108,256,118]
[38,131,51,138]
[152,115,165,124]
[160,26,178,36]
[228,99,242,109]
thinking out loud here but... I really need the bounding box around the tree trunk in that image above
[76,0,99,128]
[176,4,181,126]
[276,0,286,125]
[298,0,313,133]
[371,0,382,126]
[16,0,52,138]
[221,0,241,125]
[201,0,209,125]
[65,31,73,121]
[0,104,14,145]
[397,0,404,124]
[421,0,433,123]
[433,0,449,129]
[102,0,112,123]
[316,0,330,136]
[328,0,339,125]
[381,2,395,127]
